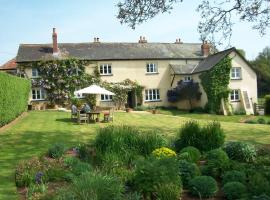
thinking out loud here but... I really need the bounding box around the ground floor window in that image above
[230,89,240,101]
[101,94,113,101]
[145,89,160,101]
[32,88,46,100]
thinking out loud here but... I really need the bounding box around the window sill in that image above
[230,100,241,102]
[100,100,113,102]
[31,99,46,101]
[100,74,113,76]
[144,100,162,103]
[231,78,242,80]
[145,72,159,75]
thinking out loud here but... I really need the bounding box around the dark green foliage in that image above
[175,121,225,152]
[223,182,247,200]
[200,56,232,113]
[133,157,181,198]
[0,72,31,127]
[179,160,200,187]
[245,119,257,124]
[180,146,201,163]
[156,183,182,200]
[224,141,257,162]
[222,170,246,185]
[189,176,218,198]
[265,95,270,115]
[248,173,270,196]
[252,194,270,200]
[45,168,68,182]
[47,143,66,159]
[258,117,266,124]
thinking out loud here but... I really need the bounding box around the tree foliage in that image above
[117,0,270,45]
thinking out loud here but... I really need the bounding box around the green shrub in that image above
[268,120,270,125]
[252,194,270,200]
[56,171,124,200]
[134,105,148,111]
[27,183,48,199]
[156,183,182,200]
[180,146,201,163]
[245,119,257,124]
[175,121,225,152]
[258,118,266,124]
[248,173,270,196]
[234,108,246,115]
[179,160,200,187]
[189,176,218,198]
[265,95,270,115]
[133,157,181,198]
[46,168,69,182]
[222,170,246,185]
[0,72,31,127]
[224,141,257,162]
[223,182,247,200]
[48,143,66,159]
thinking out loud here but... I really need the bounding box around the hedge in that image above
[0,72,31,127]
[265,95,270,115]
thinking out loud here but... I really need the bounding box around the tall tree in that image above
[117,0,270,45]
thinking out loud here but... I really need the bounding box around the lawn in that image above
[0,111,270,199]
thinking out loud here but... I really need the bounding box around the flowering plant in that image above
[152,147,176,158]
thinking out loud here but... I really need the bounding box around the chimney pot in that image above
[97,37,99,42]
[52,28,58,54]
[201,40,210,57]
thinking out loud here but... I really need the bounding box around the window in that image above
[145,89,160,101]
[183,76,192,82]
[32,68,39,78]
[100,64,112,75]
[230,90,240,101]
[231,67,241,79]
[101,94,113,101]
[146,63,158,73]
[32,88,46,100]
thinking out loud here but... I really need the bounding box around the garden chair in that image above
[103,107,114,122]
[77,111,89,124]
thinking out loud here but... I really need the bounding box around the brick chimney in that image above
[175,38,182,44]
[201,41,210,57]
[93,37,100,43]
[138,36,147,43]
[52,28,58,55]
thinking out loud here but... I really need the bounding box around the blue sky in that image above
[0,0,269,65]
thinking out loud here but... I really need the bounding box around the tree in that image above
[117,0,270,45]
[251,47,270,96]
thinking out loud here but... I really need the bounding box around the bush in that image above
[134,105,148,111]
[223,182,247,200]
[189,176,218,198]
[222,170,246,185]
[224,141,257,162]
[179,146,201,163]
[156,183,182,200]
[245,119,257,124]
[133,157,181,198]
[265,95,270,115]
[175,121,225,152]
[179,160,200,187]
[152,147,176,158]
[248,173,270,196]
[48,143,66,159]
[252,194,270,200]
[234,108,246,115]
[0,72,31,127]
[258,118,266,124]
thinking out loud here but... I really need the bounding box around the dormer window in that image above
[32,68,39,78]
[183,76,192,82]
[231,67,241,79]
[146,63,158,73]
[100,64,112,75]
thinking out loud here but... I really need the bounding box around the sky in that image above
[0,0,269,65]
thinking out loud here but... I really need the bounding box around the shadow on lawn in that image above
[55,118,73,123]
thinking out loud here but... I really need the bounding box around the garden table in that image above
[86,111,101,123]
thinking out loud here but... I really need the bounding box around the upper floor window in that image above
[32,88,46,100]
[146,63,158,73]
[101,94,113,101]
[100,64,112,75]
[231,67,241,79]
[183,76,192,82]
[230,89,240,101]
[145,89,160,102]
[32,68,39,78]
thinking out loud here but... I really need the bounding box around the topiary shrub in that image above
[179,160,200,187]
[47,143,66,159]
[223,181,247,200]
[189,176,218,198]
[248,173,270,196]
[258,118,266,124]
[175,121,225,152]
[152,147,176,159]
[180,146,201,163]
[265,95,270,115]
[222,170,246,185]
[156,183,182,200]
[224,141,257,162]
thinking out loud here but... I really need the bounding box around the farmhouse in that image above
[15,28,257,114]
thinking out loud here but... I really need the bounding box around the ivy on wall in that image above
[199,56,232,114]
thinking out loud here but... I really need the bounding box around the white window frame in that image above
[146,63,158,74]
[230,89,240,102]
[99,64,112,75]
[145,89,160,102]
[32,68,39,78]
[183,76,192,82]
[231,67,241,80]
[101,94,113,101]
[32,88,46,101]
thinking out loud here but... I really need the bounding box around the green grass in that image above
[1,111,270,199]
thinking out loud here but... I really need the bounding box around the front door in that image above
[127,91,136,108]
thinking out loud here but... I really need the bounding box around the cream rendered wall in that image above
[228,52,257,111]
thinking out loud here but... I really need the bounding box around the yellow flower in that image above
[152,147,176,159]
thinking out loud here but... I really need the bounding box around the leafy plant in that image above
[258,118,266,124]
[156,183,182,200]
[27,183,48,199]
[252,194,270,200]
[222,170,246,185]
[265,95,270,115]
[222,181,247,200]
[248,173,270,196]
[179,160,200,187]
[179,146,201,163]
[47,143,66,159]
[224,141,257,162]
[189,176,218,198]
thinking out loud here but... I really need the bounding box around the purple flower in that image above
[35,172,44,184]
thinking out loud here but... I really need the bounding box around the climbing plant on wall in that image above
[199,56,232,114]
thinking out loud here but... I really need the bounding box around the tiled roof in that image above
[16,42,205,62]
[0,58,17,70]
[170,64,197,74]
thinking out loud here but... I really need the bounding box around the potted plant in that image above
[151,106,157,114]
